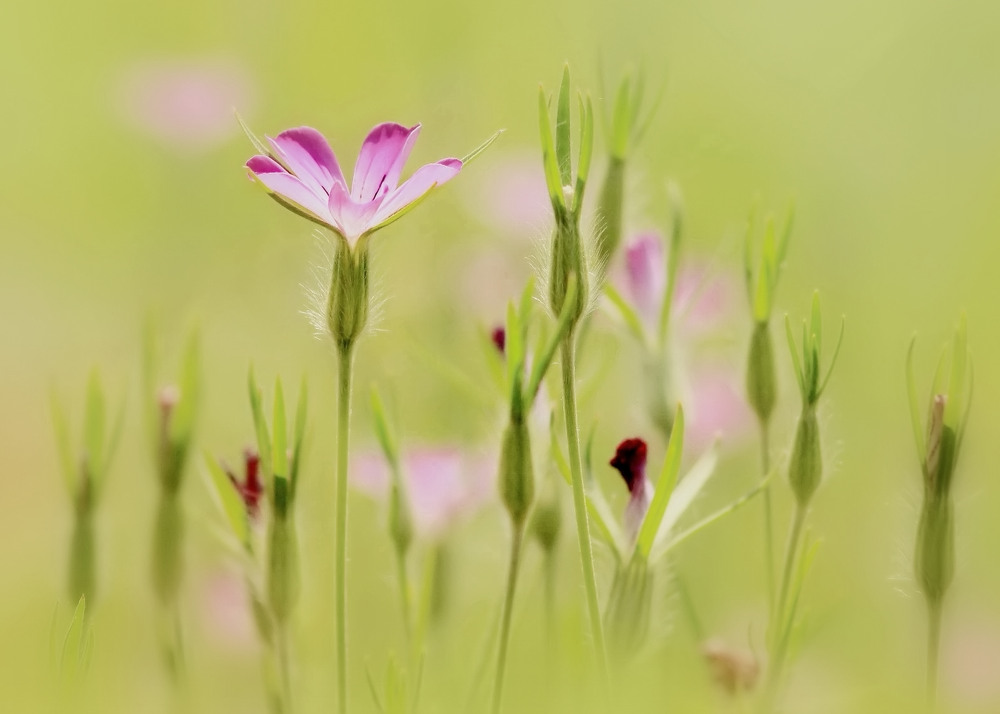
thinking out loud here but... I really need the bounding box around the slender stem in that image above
[764,504,807,707]
[559,335,610,689]
[544,550,557,659]
[491,526,525,714]
[396,549,413,646]
[926,599,942,709]
[276,623,294,714]
[674,569,705,643]
[760,420,775,613]
[335,342,355,714]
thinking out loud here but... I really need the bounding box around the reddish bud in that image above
[609,438,647,496]
[491,326,506,355]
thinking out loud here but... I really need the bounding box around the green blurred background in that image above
[4,0,1000,711]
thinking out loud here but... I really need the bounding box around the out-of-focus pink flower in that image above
[945,616,1000,706]
[246,123,462,247]
[468,152,549,234]
[619,232,735,334]
[609,438,652,543]
[199,571,255,651]
[683,368,754,450]
[352,448,494,540]
[116,58,253,151]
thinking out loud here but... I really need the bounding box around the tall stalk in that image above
[559,334,610,687]
[335,343,355,714]
[491,527,524,714]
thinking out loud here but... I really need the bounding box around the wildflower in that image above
[246,123,462,248]
[491,326,506,355]
[609,438,652,544]
[224,448,264,520]
[117,58,253,151]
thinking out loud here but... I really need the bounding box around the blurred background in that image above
[4,0,1000,711]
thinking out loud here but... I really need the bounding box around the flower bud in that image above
[490,326,506,356]
[915,494,954,606]
[267,506,300,625]
[746,321,777,426]
[609,438,652,544]
[327,241,370,350]
[788,407,822,508]
[547,221,589,328]
[498,420,535,527]
[529,488,561,553]
[603,555,652,657]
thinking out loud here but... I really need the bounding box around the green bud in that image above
[388,470,414,559]
[603,555,652,658]
[498,420,535,526]
[267,510,300,625]
[547,220,589,327]
[915,493,954,605]
[152,495,184,607]
[529,490,561,553]
[327,241,370,351]
[68,510,96,607]
[788,407,822,508]
[596,156,625,269]
[746,321,777,425]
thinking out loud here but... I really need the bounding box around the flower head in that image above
[225,448,264,520]
[609,437,652,543]
[246,123,462,247]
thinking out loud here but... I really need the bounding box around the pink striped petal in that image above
[370,159,462,227]
[328,181,381,241]
[246,155,331,221]
[268,126,346,195]
[351,123,420,202]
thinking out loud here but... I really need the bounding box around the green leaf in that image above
[555,65,573,187]
[653,442,719,549]
[505,301,524,408]
[517,275,536,328]
[778,202,795,267]
[537,86,564,213]
[552,433,623,557]
[272,378,288,480]
[248,367,272,484]
[817,315,846,398]
[370,385,398,467]
[203,451,249,545]
[611,74,631,158]
[50,389,76,495]
[60,595,89,682]
[906,337,925,460]
[525,276,578,400]
[809,291,822,356]
[603,283,647,344]
[658,182,684,346]
[636,404,685,559]
[291,375,308,493]
[171,329,200,447]
[573,93,594,210]
[785,315,805,395]
[236,111,273,159]
[460,129,504,165]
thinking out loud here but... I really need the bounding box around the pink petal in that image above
[268,127,346,195]
[624,233,667,322]
[246,155,331,222]
[370,159,462,227]
[328,181,380,241]
[351,123,421,202]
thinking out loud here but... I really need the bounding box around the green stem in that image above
[336,342,355,714]
[926,599,942,709]
[276,623,294,714]
[559,335,610,690]
[491,526,525,714]
[396,549,413,647]
[765,504,807,705]
[760,420,775,613]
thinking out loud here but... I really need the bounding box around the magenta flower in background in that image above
[683,368,753,450]
[352,448,494,540]
[246,123,462,247]
[116,58,254,151]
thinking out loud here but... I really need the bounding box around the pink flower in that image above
[116,58,253,151]
[223,448,264,520]
[624,234,667,321]
[199,571,255,650]
[352,448,494,540]
[683,368,754,450]
[246,123,462,247]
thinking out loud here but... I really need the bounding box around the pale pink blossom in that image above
[352,448,494,540]
[199,571,255,651]
[683,368,754,450]
[468,152,549,234]
[116,58,253,151]
[246,123,461,247]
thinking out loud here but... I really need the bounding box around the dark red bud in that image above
[491,326,506,355]
[610,438,648,496]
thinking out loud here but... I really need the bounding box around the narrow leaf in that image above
[537,87,564,212]
[785,315,806,395]
[460,129,504,165]
[203,451,249,544]
[636,404,685,558]
[817,315,846,398]
[370,385,398,467]
[603,283,647,344]
[247,367,272,482]
[555,65,573,186]
[291,375,308,491]
[611,75,631,158]
[236,111,273,159]
[573,93,594,210]
[272,378,288,479]
[653,442,719,550]
[171,329,201,446]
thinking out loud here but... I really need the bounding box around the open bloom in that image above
[246,123,462,247]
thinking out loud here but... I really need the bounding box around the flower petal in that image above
[369,158,462,228]
[328,181,381,243]
[351,123,421,202]
[268,126,346,194]
[246,155,331,222]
